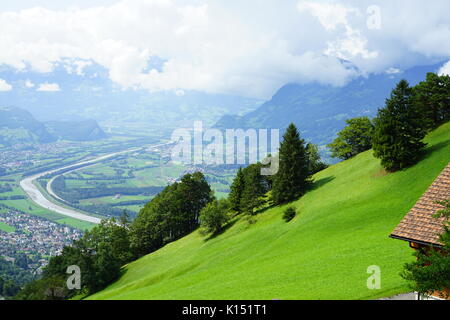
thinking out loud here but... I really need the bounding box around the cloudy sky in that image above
[0,0,449,98]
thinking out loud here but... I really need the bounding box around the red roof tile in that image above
[390,163,450,246]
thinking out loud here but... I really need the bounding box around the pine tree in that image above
[272,123,311,205]
[373,80,427,172]
[240,164,266,214]
[413,73,450,129]
[229,167,245,213]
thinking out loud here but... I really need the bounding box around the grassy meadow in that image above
[88,122,450,300]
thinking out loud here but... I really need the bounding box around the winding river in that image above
[19,143,169,224]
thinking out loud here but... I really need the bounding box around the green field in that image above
[0,221,15,233]
[1,197,95,231]
[79,195,150,205]
[0,174,96,231]
[60,150,235,214]
[88,122,450,300]
[0,133,168,230]
[54,218,95,230]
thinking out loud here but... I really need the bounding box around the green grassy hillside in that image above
[88,123,450,300]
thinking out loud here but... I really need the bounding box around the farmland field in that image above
[52,147,237,216]
[0,132,165,230]
[0,220,15,233]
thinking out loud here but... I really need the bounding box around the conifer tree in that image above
[272,123,311,204]
[240,164,266,214]
[229,167,245,213]
[373,80,427,172]
[413,73,450,129]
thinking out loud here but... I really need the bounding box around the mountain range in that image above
[0,106,106,147]
[214,63,445,147]
[0,61,446,150]
[0,63,262,131]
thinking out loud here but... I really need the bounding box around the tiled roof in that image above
[390,163,450,246]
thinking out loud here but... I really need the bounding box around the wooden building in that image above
[390,162,450,300]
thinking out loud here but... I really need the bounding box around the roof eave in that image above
[389,234,443,248]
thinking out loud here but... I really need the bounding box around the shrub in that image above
[327,117,374,160]
[200,199,230,235]
[283,207,296,222]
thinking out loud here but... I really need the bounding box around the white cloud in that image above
[175,89,185,96]
[63,59,93,76]
[0,0,449,98]
[25,80,35,88]
[297,1,378,61]
[37,82,60,92]
[439,61,450,76]
[385,68,402,75]
[0,79,12,91]
[297,1,360,31]
[324,27,379,60]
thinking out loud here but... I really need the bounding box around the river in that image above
[19,143,170,224]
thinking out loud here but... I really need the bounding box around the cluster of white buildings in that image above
[0,208,83,274]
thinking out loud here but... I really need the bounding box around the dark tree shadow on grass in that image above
[204,219,238,242]
[250,176,335,217]
[309,176,335,191]
[252,203,277,216]
[419,139,450,162]
[382,139,450,174]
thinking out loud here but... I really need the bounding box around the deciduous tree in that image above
[327,117,374,160]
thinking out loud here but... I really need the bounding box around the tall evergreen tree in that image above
[229,167,245,213]
[240,164,267,214]
[413,73,450,129]
[373,80,427,172]
[272,123,311,204]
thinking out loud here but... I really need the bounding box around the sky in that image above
[0,0,449,99]
[0,0,117,11]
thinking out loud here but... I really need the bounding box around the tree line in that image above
[50,176,163,202]
[327,72,449,172]
[0,184,13,193]
[0,256,34,299]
